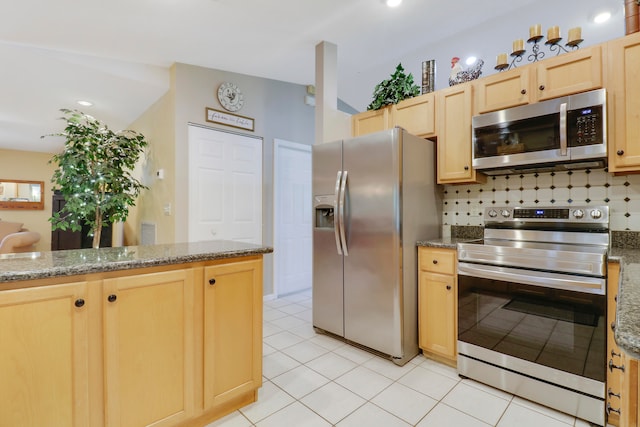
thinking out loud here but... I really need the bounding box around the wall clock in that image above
[217,82,245,112]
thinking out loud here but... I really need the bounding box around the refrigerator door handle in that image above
[339,170,349,256]
[334,171,343,255]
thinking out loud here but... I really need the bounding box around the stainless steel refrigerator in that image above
[312,127,441,366]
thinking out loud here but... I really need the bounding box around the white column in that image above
[315,41,350,144]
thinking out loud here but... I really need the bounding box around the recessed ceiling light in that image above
[593,11,611,23]
[386,0,402,7]
[77,100,93,107]
[465,57,477,66]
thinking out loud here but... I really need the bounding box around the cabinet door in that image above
[0,281,90,427]
[419,271,457,361]
[437,83,484,184]
[475,66,532,113]
[203,258,262,409]
[608,262,623,426]
[351,107,391,137]
[620,353,639,427]
[393,93,436,138]
[104,269,194,427]
[535,45,602,102]
[608,32,640,172]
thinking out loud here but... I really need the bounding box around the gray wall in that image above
[172,63,316,295]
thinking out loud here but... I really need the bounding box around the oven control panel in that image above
[485,206,609,224]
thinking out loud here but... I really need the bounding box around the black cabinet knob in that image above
[74,298,85,308]
[108,294,117,303]
[446,285,452,290]
[617,150,624,156]
[209,278,216,286]
[432,259,438,264]
[611,321,616,332]
[464,166,469,171]
[539,85,545,90]
[520,89,526,95]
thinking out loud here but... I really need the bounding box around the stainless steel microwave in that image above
[472,89,607,175]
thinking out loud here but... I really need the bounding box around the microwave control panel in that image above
[567,105,604,147]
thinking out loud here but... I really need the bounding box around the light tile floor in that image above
[208,289,609,427]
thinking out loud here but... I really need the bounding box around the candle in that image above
[568,27,582,43]
[529,24,542,39]
[512,39,524,53]
[497,53,508,66]
[547,26,560,41]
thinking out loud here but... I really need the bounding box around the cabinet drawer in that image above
[419,248,456,275]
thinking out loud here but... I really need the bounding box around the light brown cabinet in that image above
[203,258,262,411]
[0,281,91,427]
[607,262,640,427]
[418,247,457,365]
[620,352,639,427]
[475,45,603,114]
[608,262,624,426]
[607,31,640,173]
[0,255,264,427]
[392,92,436,138]
[351,106,392,137]
[103,269,195,427]
[436,83,485,184]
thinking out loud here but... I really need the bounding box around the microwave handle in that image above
[559,102,568,156]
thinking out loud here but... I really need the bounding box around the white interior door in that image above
[188,124,262,244]
[274,139,312,296]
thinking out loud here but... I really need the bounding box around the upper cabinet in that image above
[437,83,485,184]
[351,106,392,137]
[392,92,436,138]
[352,92,436,138]
[607,31,640,173]
[475,66,533,113]
[475,45,603,114]
[535,45,603,101]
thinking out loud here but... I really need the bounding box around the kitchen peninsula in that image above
[0,240,272,427]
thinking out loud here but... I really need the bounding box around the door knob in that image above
[209,278,216,286]
[107,294,117,303]
[446,285,452,290]
[539,85,545,90]
[617,150,624,156]
[74,299,85,308]
[520,89,526,95]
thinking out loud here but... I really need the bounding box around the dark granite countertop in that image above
[0,240,273,284]
[609,247,640,359]
[417,237,481,249]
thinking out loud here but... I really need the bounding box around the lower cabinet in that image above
[0,255,264,427]
[103,269,195,427]
[608,262,640,427]
[0,281,91,427]
[418,247,457,364]
[203,258,262,411]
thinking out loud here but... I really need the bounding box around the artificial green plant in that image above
[366,63,420,111]
[43,109,148,248]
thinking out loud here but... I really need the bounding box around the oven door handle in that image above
[457,262,605,295]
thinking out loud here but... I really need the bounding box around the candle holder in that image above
[527,35,545,62]
[546,37,570,55]
[496,27,584,71]
[566,38,584,50]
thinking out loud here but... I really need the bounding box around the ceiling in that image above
[0,0,625,154]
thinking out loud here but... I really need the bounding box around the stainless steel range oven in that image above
[457,206,609,426]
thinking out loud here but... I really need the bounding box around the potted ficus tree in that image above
[43,109,148,248]
[367,63,420,111]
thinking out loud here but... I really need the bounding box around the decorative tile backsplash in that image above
[443,168,640,231]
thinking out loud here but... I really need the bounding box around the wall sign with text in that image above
[205,107,255,131]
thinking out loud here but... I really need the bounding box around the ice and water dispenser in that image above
[314,195,335,229]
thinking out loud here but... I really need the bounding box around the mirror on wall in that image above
[0,179,45,210]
